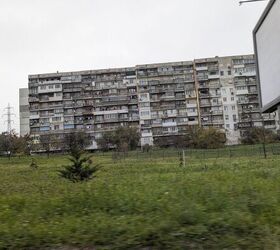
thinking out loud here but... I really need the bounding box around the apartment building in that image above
[24,54,277,149]
[232,56,276,135]
[28,68,139,149]
[136,61,198,146]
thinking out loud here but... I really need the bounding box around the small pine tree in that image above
[179,152,183,167]
[30,158,39,169]
[59,150,99,182]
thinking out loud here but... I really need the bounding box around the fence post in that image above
[183,150,186,168]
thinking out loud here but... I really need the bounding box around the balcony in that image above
[177,112,188,117]
[49,95,63,102]
[211,101,223,106]
[162,122,177,127]
[212,120,224,125]
[199,83,209,89]
[197,75,208,81]
[237,99,258,105]
[125,81,137,87]
[29,97,39,103]
[39,97,50,102]
[63,87,82,93]
[185,77,195,83]
[234,70,256,77]
[38,86,63,94]
[129,116,140,121]
[200,102,211,107]
[187,112,198,117]
[177,120,188,125]
[30,122,40,127]
[188,120,199,125]
[236,89,249,95]
[186,103,197,108]
[196,66,208,71]
[160,95,175,101]
[199,93,211,99]
[94,109,129,116]
[212,110,223,115]
[166,112,178,118]
[208,74,220,80]
[30,114,40,119]
[265,124,276,129]
[185,95,196,100]
[142,132,153,137]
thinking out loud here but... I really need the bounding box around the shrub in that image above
[98,126,140,151]
[142,144,151,152]
[186,127,226,149]
[62,131,91,154]
[241,127,278,145]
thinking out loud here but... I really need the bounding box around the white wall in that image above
[256,0,280,108]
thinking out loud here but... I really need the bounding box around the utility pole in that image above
[239,0,267,5]
[2,103,15,134]
[261,115,267,159]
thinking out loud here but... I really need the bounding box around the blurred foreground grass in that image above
[1,150,280,249]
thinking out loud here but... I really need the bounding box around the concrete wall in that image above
[19,88,30,136]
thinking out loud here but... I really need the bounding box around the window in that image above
[232,106,236,111]
[231,97,234,101]
[169,127,177,132]
[226,124,230,128]
[64,124,74,130]
[55,109,63,114]
[52,117,61,122]
[223,97,227,102]
[225,115,229,120]
[49,85,54,89]
[233,114,237,122]
[140,94,148,101]
[220,71,224,76]
[140,102,150,108]
[104,114,117,120]
[54,125,60,130]
[40,126,50,131]
[55,84,61,88]
[141,111,150,116]
[228,70,232,75]
[224,106,228,111]
[40,85,46,90]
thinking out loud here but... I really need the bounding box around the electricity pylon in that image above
[2,103,15,134]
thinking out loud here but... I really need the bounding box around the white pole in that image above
[182,150,186,168]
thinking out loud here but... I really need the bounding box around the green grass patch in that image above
[1,149,280,249]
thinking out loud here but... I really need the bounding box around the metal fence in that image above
[97,143,280,161]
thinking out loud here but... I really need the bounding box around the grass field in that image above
[1,145,280,249]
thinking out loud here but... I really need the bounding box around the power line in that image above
[2,103,15,134]
[239,0,268,5]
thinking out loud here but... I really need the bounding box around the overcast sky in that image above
[0,0,268,133]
